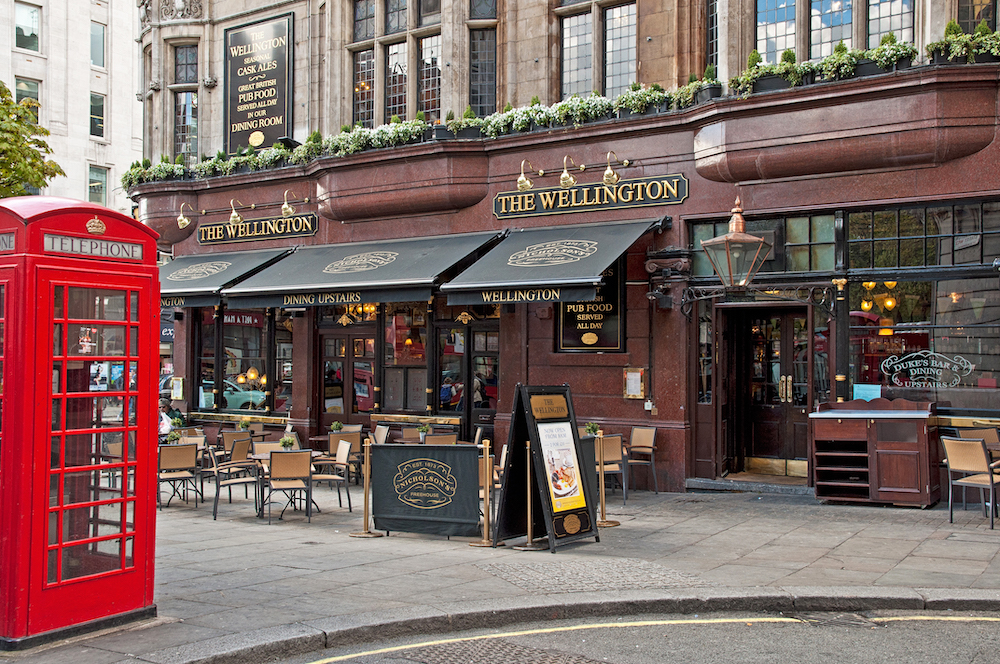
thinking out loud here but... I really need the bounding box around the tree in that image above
[0,80,65,197]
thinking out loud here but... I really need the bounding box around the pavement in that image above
[7,485,1000,664]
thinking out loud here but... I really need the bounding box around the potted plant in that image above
[819,41,862,81]
[445,106,483,138]
[238,417,251,431]
[279,435,296,449]
[926,19,973,64]
[614,82,670,117]
[330,420,344,432]
[864,32,918,73]
[417,423,430,443]
[695,64,724,104]
[972,20,1000,62]
[584,422,600,436]
[166,430,181,443]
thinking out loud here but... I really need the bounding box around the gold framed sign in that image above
[623,367,645,399]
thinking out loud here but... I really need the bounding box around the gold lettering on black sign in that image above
[494,175,688,220]
[197,213,318,245]
[529,395,569,420]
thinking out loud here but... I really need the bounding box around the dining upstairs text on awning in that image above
[222,231,503,308]
[159,247,293,308]
[440,218,663,305]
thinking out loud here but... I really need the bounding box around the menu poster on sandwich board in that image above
[493,384,598,552]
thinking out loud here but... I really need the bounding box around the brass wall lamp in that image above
[176,202,196,229]
[517,160,543,192]
[281,190,311,217]
[229,199,246,226]
[603,151,630,186]
[560,155,585,188]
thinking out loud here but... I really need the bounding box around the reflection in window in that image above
[353,49,375,128]
[91,22,105,67]
[174,91,198,168]
[274,313,294,413]
[959,0,994,33]
[469,29,496,118]
[419,0,440,25]
[222,310,265,411]
[604,4,636,99]
[385,42,407,121]
[354,0,375,41]
[867,0,913,48]
[15,2,40,51]
[386,0,407,34]
[561,13,593,98]
[848,279,1000,411]
[470,0,497,19]
[757,0,796,64]
[383,304,427,411]
[810,0,852,58]
[88,166,107,206]
[419,35,441,122]
[90,93,105,138]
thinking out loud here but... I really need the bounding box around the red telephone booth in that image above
[0,197,159,649]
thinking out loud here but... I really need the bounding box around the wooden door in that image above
[746,310,810,475]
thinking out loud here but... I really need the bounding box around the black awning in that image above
[440,218,661,305]
[159,247,293,307]
[221,231,502,308]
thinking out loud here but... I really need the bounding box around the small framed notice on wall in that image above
[623,367,645,399]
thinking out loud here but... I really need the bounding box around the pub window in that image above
[354,0,375,41]
[757,0,796,64]
[15,2,40,52]
[196,309,217,410]
[959,0,994,33]
[604,3,636,99]
[470,0,497,19]
[848,278,1000,413]
[174,91,198,168]
[385,42,407,121]
[274,312,294,413]
[691,214,834,278]
[419,35,441,122]
[810,0,852,58]
[469,29,496,118]
[88,166,107,206]
[848,202,1000,269]
[560,12,593,98]
[353,49,376,128]
[90,93,105,138]
[386,0,407,34]
[221,310,266,411]
[383,304,427,412]
[707,0,719,70]
[419,0,440,25]
[866,0,913,47]
[91,22,105,68]
[196,308,282,414]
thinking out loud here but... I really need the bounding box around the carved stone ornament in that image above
[161,0,203,21]
[148,80,161,92]
[138,0,151,29]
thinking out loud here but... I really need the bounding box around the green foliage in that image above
[142,158,151,169]
[0,80,66,197]
[463,105,475,119]
[834,40,848,55]
[747,49,762,68]
[307,129,322,144]
[819,43,862,80]
[530,95,540,106]
[160,154,170,163]
[584,422,599,434]
[279,435,295,448]
[866,35,917,69]
[944,19,964,37]
[445,109,455,121]
[613,82,670,113]
[503,102,513,112]
[166,431,181,442]
[703,63,718,82]
[174,154,184,165]
[330,421,343,431]
[781,48,797,64]
[880,32,898,46]
[414,110,425,122]
[688,72,698,83]
[341,124,352,133]
[390,114,401,124]
[416,424,430,433]
[975,19,991,36]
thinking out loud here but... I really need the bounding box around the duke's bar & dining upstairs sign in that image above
[493,174,688,219]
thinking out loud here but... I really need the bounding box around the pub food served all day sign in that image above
[225,14,293,154]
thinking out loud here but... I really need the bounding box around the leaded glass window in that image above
[386,0,407,34]
[469,29,496,118]
[420,0,440,25]
[354,0,375,41]
[419,35,441,122]
[353,49,375,128]
[867,0,913,48]
[175,45,198,84]
[385,42,407,121]
[707,0,719,69]
[470,0,496,19]
[959,0,994,33]
[810,0,852,58]
[757,0,795,64]
[561,13,593,99]
[604,4,636,99]
[174,92,198,167]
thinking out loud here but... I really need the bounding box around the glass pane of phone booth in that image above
[48,285,139,584]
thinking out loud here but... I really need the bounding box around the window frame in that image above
[557,2,636,99]
[88,166,108,206]
[91,21,106,69]
[89,93,105,139]
[14,1,41,52]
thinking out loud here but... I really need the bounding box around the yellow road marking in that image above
[305,614,1000,663]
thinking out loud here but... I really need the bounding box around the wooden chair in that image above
[597,434,627,505]
[340,423,363,433]
[158,443,201,509]
[327,432,362,482]
[425,433,458,445]
[372,424,390,444]
[221,430,252,461]
[312,439,352,511]
[264,450,314,523]
[941,436,1000,529]
[209,438,258,520]
[625,426,658,493]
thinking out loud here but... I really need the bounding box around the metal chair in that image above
[264,450,314,523]
[626,426,658,493]
[209,438,259,520]
[312,439,352,511]
[158,443,201,509]
[941,436,1000,529]
[597,434,627,505]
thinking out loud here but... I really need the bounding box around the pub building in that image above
[133,1,1000,496]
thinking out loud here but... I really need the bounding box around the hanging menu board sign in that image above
[224,13,294,155]
[558,259,623,351]
[493,384,598,552]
